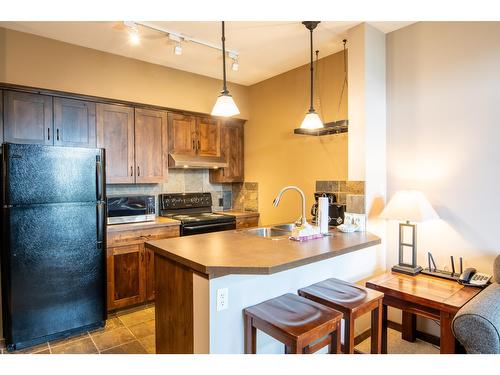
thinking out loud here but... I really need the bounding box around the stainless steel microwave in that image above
[107,195,155,225]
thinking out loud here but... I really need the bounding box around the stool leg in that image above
[285,342,303,354]
[381,304,388,354]
[343,314,355,354]
[329,321,342,354]
[244,315,256,354]
[370,300,382,354]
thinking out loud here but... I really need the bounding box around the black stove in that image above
[159,193,236,236]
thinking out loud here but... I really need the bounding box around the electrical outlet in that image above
[216,288,229,311]
[218,197,224,207]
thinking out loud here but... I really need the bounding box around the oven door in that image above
[181,221,236,236]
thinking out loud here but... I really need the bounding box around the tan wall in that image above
[0,27,250,119]
[386,22,500,274]
[245,51,348,225]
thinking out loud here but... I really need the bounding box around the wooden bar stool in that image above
[243,293,343,354]
[298,278,384,354]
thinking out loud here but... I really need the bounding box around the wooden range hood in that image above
[168,154,228,169]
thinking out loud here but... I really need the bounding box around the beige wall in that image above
[245,51,348,225]
[386,22,500,275]
[0,27,250,119]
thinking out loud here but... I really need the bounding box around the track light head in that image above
[124,21,140,45]
[174,43,183,55]
[228,52,239,71]
[231,59,239,71]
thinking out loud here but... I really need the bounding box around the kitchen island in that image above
[146,228,382,354]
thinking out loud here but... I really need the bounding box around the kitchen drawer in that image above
[107,225,180,247]
[235,216,259,229]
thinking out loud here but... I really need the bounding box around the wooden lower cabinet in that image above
[145,248,155,301]
[106,224,180,311]
[107,244,146,311]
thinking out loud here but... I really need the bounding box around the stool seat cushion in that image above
[244,293,342,339]
[298,278,384,313]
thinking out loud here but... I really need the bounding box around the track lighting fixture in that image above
[124,21,140,45]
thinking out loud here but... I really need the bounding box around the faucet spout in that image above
[272,186,308,227]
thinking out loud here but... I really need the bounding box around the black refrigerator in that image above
[1,143,107,351]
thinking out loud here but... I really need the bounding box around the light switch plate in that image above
[216,288,229,311]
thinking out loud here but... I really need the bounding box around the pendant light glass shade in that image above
[212,21,240,118]
[211,93,240,117]
[300,111,323,129]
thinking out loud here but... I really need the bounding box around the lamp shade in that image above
[300,111,324,130]
[211,93,240,117]
[379,190,439,222]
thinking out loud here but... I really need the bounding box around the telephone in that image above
[458,268,492,287]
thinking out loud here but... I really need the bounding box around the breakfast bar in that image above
[146,229,381,354]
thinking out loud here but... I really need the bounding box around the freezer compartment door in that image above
[1,202,105,346]
[3,143,104,205]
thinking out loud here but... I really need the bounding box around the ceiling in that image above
[0,21,414,86]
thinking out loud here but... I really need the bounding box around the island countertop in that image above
[146,229,381,278]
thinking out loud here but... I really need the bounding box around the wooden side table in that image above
[366,272,482,354]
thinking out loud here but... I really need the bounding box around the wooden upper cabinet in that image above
[96,103,135,184]
[210,120,244,183]
[3,91,53,145]
[196,117,220,157]
[168,113,197,156]
[134,108,168,184]
[53,97,96,148]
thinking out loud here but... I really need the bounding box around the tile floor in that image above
[0,306,440,354]
[0,304,156,354]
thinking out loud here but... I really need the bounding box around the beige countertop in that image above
[147,228,380,278]
[107,217,181,233]
[220,210,260,218]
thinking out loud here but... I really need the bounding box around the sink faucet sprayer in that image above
[272,186,308,227]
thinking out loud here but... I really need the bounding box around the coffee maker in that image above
[311,192,346,226]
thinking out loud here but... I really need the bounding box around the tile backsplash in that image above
[232,182,259,212]
[107,169,233,212]
[315,180,365,214]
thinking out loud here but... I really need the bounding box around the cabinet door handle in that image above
[198,140,201,150]
[222,169,225,177]
[130,166,133,176]
[47,128,50,140]
[137,166,140,176]
[192,140,195,150]
[56,128,60,141]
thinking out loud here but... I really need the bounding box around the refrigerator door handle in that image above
[97,204,104,246]
[96,156,103,201]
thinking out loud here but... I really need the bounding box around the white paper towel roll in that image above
[318,197,329,234]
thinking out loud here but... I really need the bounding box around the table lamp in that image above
[380,190,439,276]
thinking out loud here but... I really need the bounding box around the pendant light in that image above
[211,21,240,117]
[299,21,323,130]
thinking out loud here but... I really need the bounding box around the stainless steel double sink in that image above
[242,223,296,239]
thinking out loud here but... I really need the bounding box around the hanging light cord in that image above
[308,27,314,112]
[315,50,323,118]
[221,21,228,95]
[336,39,348,121]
